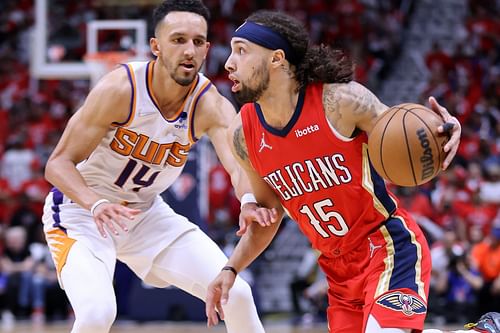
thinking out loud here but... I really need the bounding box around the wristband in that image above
[90,199,110,216]
[222,266,238,275]
[240,193,257,208]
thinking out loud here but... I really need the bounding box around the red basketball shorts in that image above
[318,209,431,333]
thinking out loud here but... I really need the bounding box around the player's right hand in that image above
[92,202,141,237]
[428,96,461,170]
[237,203,280,236]
[205,269,236,327]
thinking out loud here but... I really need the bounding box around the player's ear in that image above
[150,37,160,57]
[204,42,211,60]
[271,50,285,67]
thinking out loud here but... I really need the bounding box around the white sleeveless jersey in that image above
[77,61,212,209]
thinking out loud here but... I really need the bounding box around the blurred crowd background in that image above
[0,0,499,329]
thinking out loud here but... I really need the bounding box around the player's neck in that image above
[257,79,299,129]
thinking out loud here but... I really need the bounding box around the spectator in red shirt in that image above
[426,41,454,75]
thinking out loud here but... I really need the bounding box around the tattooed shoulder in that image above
[322,82,384,127]
[322,83,342,127]
[233,125,248,161]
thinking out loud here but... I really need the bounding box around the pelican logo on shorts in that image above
[376,291,427,316]
[417,128,434,180]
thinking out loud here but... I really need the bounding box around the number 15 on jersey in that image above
[299,198,349,238]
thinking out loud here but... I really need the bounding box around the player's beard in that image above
[168,59,202,86]
[234,60,270,104]
[170,66,197,86]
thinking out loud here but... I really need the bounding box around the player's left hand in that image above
[206,269,236,327]
[428,96,461,170]
[237,203,279,236]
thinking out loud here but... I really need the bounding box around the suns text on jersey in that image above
[263,154,352,201]
[110,127,191,167]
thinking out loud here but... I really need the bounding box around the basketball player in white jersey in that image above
[42,1,275,332]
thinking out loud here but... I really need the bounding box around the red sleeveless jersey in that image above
[241,83,398,257]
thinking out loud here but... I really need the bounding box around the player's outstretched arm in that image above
[196,88,279,230]
[205,114,284,327]
[45,68,141,237]
[227,114,283,235]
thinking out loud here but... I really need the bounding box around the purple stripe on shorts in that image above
[50,187,66,232]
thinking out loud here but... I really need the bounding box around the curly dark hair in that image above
[246,10,353,90]
[153,0,210,33]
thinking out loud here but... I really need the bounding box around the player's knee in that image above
[226,278,254,307]
[73,300,116,333]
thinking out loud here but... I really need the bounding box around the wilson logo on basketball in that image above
[417,128,434,180]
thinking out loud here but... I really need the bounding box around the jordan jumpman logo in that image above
[368,237,382,258]
[259,133,272,152]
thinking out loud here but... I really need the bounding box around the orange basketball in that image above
[368,103,449,187]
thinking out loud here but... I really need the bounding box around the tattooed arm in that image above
[227,113,284,216]
[231,125,250,162]
[322,81,461,169]
[197,86,251,200]
[206,114,284,326]
[227,113,284,248]
[197,89,280,233]
[322,81,388,137]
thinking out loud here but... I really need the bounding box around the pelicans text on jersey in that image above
[241,83,397,258]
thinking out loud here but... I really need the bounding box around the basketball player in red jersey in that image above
[206,10,500,333]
